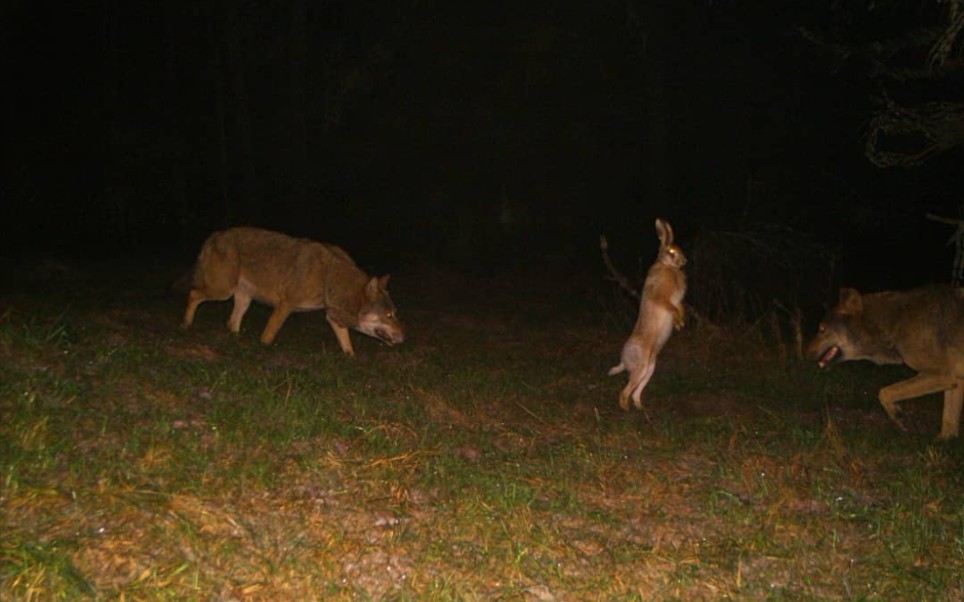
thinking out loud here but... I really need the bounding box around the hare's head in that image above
[655,218,686,268]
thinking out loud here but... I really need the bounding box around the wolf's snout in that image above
[375,327,404,345]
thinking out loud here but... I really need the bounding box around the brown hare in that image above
[608,218,688,411]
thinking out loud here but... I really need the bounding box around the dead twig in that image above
[599,235,640,300]
[773,299,804,361]
[926,212,964,285]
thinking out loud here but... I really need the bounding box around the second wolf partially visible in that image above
[807,285,964,439]
[608,219,688,411]
[182,227,405,356]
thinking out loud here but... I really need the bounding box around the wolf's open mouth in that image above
[817,345,840,368]
[374,328,396,345]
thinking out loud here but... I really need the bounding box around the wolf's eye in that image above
[386,310,395,319]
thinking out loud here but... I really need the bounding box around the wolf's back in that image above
[934,285,964,337]
[939,287,964,376]
[190,227,366,307]
[887,285,964,375]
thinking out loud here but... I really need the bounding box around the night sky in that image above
[2,1,961,292]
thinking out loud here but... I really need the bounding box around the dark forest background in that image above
[2,1,961,305]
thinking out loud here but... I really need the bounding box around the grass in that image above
[1,260,962,601]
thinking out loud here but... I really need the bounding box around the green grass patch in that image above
[1,266,962,600]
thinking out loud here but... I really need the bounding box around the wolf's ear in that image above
[837,288,863,314]
[365,277,381,300]
[378,274,391,289]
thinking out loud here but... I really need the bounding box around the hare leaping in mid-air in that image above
[608,218,688,411]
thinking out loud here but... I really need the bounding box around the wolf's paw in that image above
[881,401,906,431]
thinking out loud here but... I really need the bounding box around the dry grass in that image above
[1,264,962,600]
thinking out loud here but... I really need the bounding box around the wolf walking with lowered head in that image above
[608,218,688,411]
[182,227,405,356]
[807,284,964,438]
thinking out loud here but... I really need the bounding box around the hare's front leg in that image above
[673,304,686,330]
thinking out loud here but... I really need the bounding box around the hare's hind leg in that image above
[629,358,658,409]
[619,361,646,410]
[618,377,636,411]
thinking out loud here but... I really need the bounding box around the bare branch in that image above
[928,3,964,69]
[865,96,964,167]
[798,24,961,81]
[773,299,804,361]
[599,235,640,300]
[926,212,964,228]
[798,1,964,81]
[927,211,964,285]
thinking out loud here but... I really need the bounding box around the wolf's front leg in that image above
[261,304,293,344]
[326,316,355,357]
[940,383,962,439]
[878,395,906,431]
[879,373,957,433]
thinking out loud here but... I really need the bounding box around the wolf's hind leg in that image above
[940,382,962,439]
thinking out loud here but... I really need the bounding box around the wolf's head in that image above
[806,287,900,368]
[807,319,853,368]
[807,287,866,367]
[354,275,405,346]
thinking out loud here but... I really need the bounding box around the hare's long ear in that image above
[655,218,674,247]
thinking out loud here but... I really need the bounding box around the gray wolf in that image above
[182,227,405,356]
[608,218,688,411]
[807,285,964,438]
